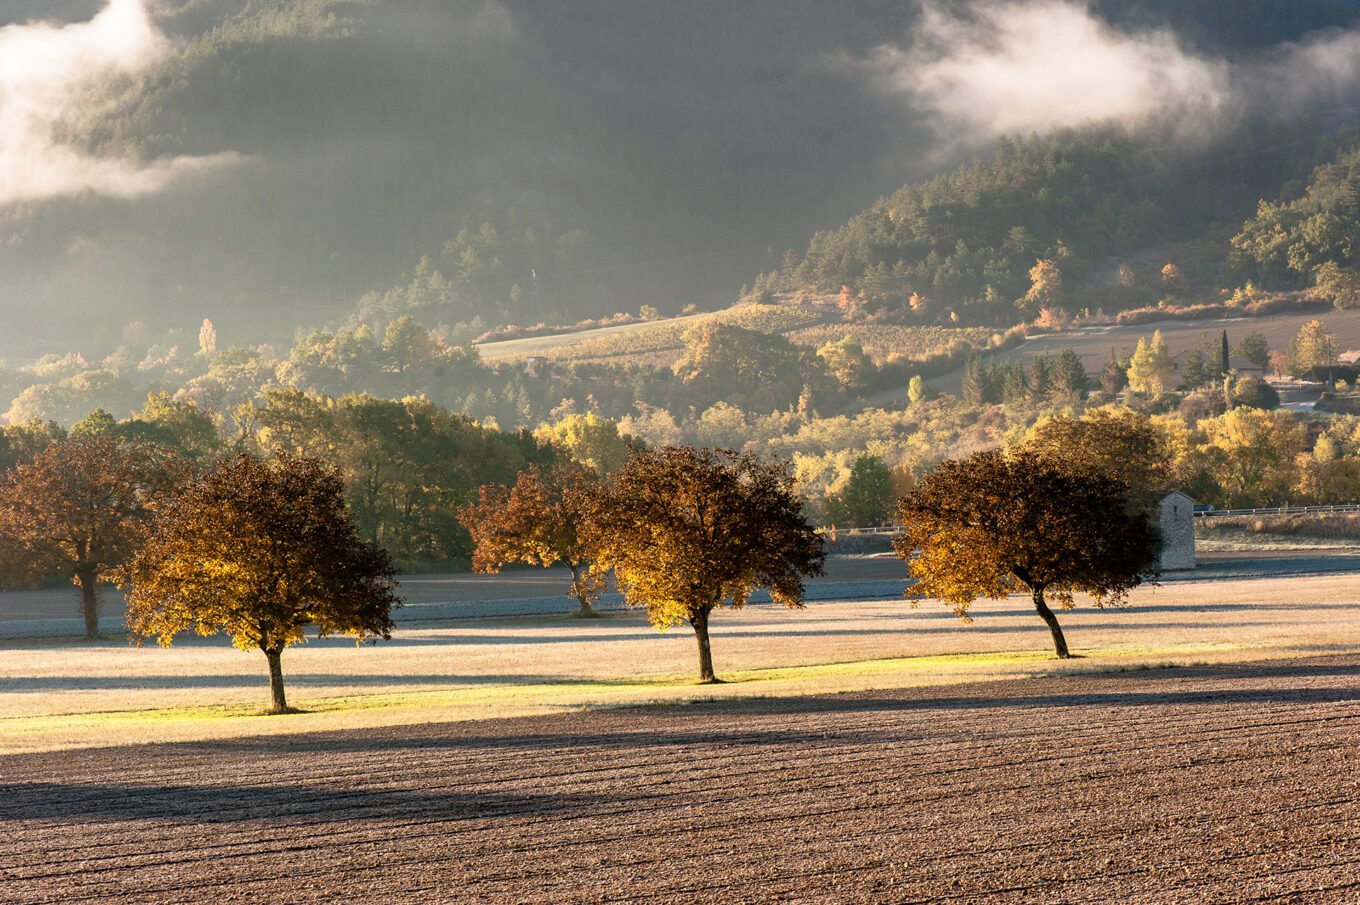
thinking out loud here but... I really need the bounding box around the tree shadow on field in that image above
[188,659,1360,756]
[0,673,596,692]
[0,782,597,825]
[700,620,1281,640]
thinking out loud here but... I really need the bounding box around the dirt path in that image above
[4,656,1359,903]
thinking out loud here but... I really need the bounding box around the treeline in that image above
[0,313,963,436]
[0,392,557,570]
[1231,142,1360,307]
[755,124,1360,328]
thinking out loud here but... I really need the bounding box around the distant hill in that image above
[6,0,1360,360]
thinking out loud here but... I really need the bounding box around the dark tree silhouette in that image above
[895,450,1159,658]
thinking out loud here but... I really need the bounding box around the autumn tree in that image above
[1194,408,1307,507]
[817,335,872,391]
[674,323,813,412]
[907,374,926,405]
[1014,409,1176,502]
[0,436,190,638]
[1160,262,1187,299]
[459,463,606,615]
[586,446,824,682]
[895,450,1159,658]
[533,412,632,475]
[1127,330,1173,396]
[1018,259,1063,317]
[1099,348,1130,396]
[198,318,217,357]
[1314,261,1360,309]
[1288,319,1337,377]
[120,393,224,462]
[124,453,398,713]
[1231,375,1280,410]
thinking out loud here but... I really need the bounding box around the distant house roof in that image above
[1340,349,1360,365]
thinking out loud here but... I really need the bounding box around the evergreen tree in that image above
[1235,331,1271,370]
[1027,354,1054,403]
[1100,348,1129,396]
[962,357,986,407]
[1002,362,1029,406]
[1181,351,1210,390]
[824,455,897,528]
[1051,349,1090,398]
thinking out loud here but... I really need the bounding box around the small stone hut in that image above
[1157,490,1196,571]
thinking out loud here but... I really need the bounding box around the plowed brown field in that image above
[4,656,1360,903]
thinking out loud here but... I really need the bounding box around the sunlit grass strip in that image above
[0,638,1318,754]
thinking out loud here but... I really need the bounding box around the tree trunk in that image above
[77,570,99,639]
[692,609,719,683]
[264,647,289,713]
[1031,587,1070,659]
[569,564,594,617]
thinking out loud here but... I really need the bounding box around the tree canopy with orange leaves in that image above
[123,453,398,713]
[0,435,191,638]
[586,446,824,683]
[459,462,606,615]
[895,450,1158,659]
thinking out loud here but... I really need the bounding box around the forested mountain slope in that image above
[6,0,1360,359]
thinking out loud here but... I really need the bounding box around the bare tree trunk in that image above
[264,647,289,713]
[77,570,99,639]
[691,609,719,683]
[1032,587,1070,659]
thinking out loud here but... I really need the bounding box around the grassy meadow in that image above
[475,303,827,365]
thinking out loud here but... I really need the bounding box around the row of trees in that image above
[2,419,1163,703]
[0,437,399,712]
[463,422,1167,675]
[461,449,825,683]
[810,400,1360,528]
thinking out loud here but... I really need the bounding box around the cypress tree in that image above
[962,357,986,407]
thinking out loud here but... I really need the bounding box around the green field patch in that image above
[0,638,1280,754]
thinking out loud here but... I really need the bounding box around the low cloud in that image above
[0,0,243,207]
[861,0,1360,149]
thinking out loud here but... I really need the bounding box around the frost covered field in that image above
[4,657,1360,903]
[4,568,1360,753]
[4,567,1360,902]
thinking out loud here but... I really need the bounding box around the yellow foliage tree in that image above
[124,453,398,713]
[533,412,632,475]
[585,446,824,682]
[1126,330,1173,396]
[895,450,1159,658]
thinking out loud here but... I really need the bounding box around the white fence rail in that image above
[819,525,903,537]
[824,503,1360,534]
[1194,504,1360,519]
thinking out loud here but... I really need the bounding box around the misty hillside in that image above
[5,0,1360,360]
